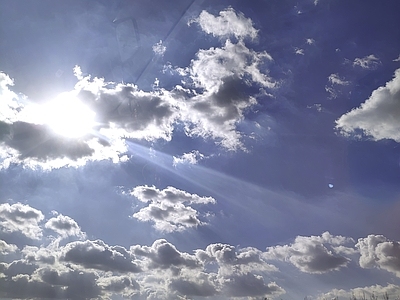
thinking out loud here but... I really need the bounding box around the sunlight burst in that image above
[42,93,95,138]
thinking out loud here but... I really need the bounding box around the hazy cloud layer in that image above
[336,69,400,141]
[131,185,215,232]
[265,232,353,273]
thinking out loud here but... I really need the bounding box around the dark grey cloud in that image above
[265,232,353,273]
[60,240,141,273]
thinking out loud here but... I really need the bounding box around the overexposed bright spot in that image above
[41,93,95,138]
[328,184,334,189]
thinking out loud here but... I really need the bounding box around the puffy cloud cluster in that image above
[356,234,400,277]
[0,203,285,300]
[336,69,400,141]
[130,185,216,232]
[318,283,400,300]
[265,232,353,273]
[0,8,275,169]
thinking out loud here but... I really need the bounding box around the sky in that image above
[1,0,400,299]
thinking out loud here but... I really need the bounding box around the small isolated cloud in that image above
[353,54,381,69]
[394,54,400,62]
[0,203,44,240]
[326,73,350,99]
[152,40,166,56]
[328,73,350,86]
[356,234,400,277]
[336,68,400,141]
[306,38,315,45]
[189,7,258,40]
[130,185,215,232]
[45,214,85,239]
[265,232,353,273]
[295,47,305,55]
[173,150,204,166]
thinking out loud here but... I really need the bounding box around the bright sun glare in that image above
[42,93,96,138]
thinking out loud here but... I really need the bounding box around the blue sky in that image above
[1,0,400,299]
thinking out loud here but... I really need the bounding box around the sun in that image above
[42,93,96,138]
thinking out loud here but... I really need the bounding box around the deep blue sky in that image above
[1,0,400,299]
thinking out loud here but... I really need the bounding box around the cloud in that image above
[172,150,204,166]
[326,73,350,99]
[265,232,353,273]
[0,240,17,255]
[0,203,44,240]
[131,185,215,232]
[152,40,166,56]
[189,7,259,40]
[180,39,274,150]
[45,214,85,239]
[356,234,400,277]
[353,54,381,69]
[21,246,56,265]
[318,283,400,300]
[336,69,400,141]
[132,239,200,270]
[60,239,141,273]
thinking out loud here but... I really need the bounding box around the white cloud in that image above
[295,47,305,55]
[0,203,44,240]
[353,54,381,69]
[265,232,353,273]
[328,73,350,86]
[45,214,85,239]
[131,185,215,232]
[336,69,400,141]
[0,240,18,255]
[189,8,258,40]
[306,38,315,45]
[152,40,166,56]
[173,150,204,166]
[394,54,400,62]
[356,234,400,277]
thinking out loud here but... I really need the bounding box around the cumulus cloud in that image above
[336,69,400,141]
[353,54,381,69]
[265,232,353,273]
[189,7,258,40]
[0,203,44,240]
[60,240,141,273]
[45,214,85,239]
[130,185,215,232]
[131,239,200,272]
[356,234,400,277]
